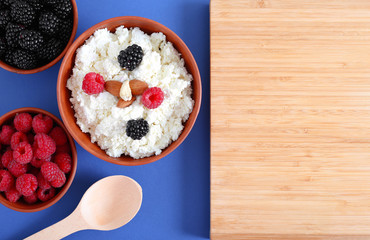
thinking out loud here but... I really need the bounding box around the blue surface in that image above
[0,0,210,239]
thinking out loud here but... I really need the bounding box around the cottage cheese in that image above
[67,26,194,159]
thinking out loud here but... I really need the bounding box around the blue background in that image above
[0,0,210,239]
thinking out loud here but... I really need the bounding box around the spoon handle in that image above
[24,211,86,240]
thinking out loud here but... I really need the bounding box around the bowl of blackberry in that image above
[0,0,78,74]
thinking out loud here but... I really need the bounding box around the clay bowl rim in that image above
[57,16,202,166]
[0,107,77,212]
[0,0,78,74]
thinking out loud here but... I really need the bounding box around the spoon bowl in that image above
[25,176,142,240]
[80,175,142,230]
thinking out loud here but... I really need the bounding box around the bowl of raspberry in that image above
[0,0,78,74]
[0,107,77,212]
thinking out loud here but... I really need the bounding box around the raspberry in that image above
[13,142,33,164]
[32,114,53,134]
[37,187,55,202]
[30,155,51,168]
[8,160,27,177]
[0,170,14,192]
[141,87,164,109]
[10,131,28,150]
[5,187,21,202]
[14,113,32,133]
[49,126,67,146]
[50,170,66,188]
[55,143,71,154]
[23,192,37,204]
[33,133,56,159]
[37,172,51,190]
[16,174,38,196]
[40,161,60,182]
[82,72,105,95]
[54,153,71,173]
[1,150,13,168]
[0,125,15,145]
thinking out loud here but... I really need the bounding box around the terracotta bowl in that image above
[0,0,78,74]
[57,16,202,166]
[0,107,77,212]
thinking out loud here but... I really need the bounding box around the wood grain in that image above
[210,0,370,239]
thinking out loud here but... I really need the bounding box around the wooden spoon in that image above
[25,175,142,240]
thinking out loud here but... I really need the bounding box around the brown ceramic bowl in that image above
[0,107,77,212]
[0,0,78,74]
[57,16,201,166]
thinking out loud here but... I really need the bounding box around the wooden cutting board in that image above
[210,0,370,239]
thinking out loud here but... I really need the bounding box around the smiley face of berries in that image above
[82,72,105,95]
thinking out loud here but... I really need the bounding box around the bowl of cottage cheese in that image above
[57,16,201,166]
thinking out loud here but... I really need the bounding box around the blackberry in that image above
[28,0,44,12]
[37,37,62,61]
[0,38,6,56]
[3,0,16,6]
[39,11,60,36]
[3,49,14,65]
[0,9,10,29]
[10,1,36,26]
[126,119,149,140]
[18,29,44,51]
[12,49,37,69]
[53,0,72,19]
[5,22,25,47]
[58,18,72,44]
[42,0,58,6]
[118,44,144,71]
